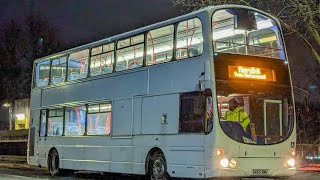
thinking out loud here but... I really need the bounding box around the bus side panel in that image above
[133,97,142,135]
[30,89,42,109]
[112,99,132,136]
[28,110,40,166]
[149,58,205,95]
[141,94,179,135]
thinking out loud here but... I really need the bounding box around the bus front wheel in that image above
[148,151,170,180]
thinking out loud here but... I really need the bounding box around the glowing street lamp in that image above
[2,103,11,107]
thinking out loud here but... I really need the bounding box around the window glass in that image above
[90,43,114,76]
[68,49,89,81]
[147,25,174,65]
[47,109,63,136]
[35,60,50,87]
[51,56,66,84]
[179,91,206,133]
[39,110,47,136]
[212,9,285,59]
[176,18,203,59]
[118,34,144,48]
[87,103,111,135]
[116,35,144,71]
[248,29,280,58]
[88,104,100,113]
[103,44,114,52]
[65,106,86,136]
[217,82,293,145]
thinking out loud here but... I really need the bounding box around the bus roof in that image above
[34,5,279,63]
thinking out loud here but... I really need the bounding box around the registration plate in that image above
[252,169,269,175]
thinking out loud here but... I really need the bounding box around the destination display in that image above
[228,65,277,82]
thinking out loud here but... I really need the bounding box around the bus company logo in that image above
[228,65,276,82]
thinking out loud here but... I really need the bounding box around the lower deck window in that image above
[87,104,112,135]
[39,110,47,136]
[65,106,86,136]
[47,109,63,136]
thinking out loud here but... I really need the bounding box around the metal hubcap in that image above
[152,158,165,179]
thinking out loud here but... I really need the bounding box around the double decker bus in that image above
[28,5,296,179]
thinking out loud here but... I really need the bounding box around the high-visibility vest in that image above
[224,107,250,131]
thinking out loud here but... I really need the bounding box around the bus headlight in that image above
[229,159,237,168]
[286,158,295,167]
[220,158,229,168]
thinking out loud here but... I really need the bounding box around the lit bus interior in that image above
[90,44,114,76]
[217,91,293,145]
[212,9,285,60]
[35,18,203,88]
[68,49,89,81]
[40,104,111,137]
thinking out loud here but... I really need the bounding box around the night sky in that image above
[0,0,182,43]
[0,0,318,97]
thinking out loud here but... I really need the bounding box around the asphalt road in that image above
[0,161,319,180]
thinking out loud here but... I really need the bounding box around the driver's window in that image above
[217,94,291,145]
[218,95,254,143]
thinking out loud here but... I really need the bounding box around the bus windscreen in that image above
[212,8,286,60]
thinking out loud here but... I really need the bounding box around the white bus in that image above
[28,5,296,179]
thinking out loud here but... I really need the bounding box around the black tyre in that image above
[148,151,170,180]
[48,148,73,176]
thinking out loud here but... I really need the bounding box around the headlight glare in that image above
[220,158,229,168]
[287,158,295,167]
[229,159,237,168]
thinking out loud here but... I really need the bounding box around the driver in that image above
[224,98,251,131]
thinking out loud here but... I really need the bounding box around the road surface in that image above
[0,160,319,179]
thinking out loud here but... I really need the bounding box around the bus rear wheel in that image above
[148,151,170,180]
[48,148,72,176]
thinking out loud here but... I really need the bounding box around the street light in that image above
[3,103,11,107]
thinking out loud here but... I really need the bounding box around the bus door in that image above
[263,100,282,144]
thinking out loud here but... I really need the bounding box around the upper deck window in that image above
[147,25,174,65]
[68,49,89,81]
[90,43,114,76]
[35,60,50,87]
[116,34,144,71]
[212,9,285,59]
[51,56,67,85]
[176,18,203,59]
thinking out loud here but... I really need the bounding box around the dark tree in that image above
[0,20,23,101]
[0,13,61,101]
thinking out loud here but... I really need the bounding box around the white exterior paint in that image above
[28,5,296,178]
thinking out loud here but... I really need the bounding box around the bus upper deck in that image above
[32,5,286,91]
